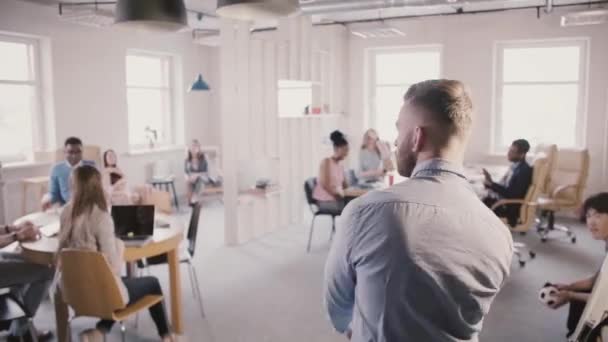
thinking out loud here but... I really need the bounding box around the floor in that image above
[23,202,607,341]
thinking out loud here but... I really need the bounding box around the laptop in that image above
[111,205,155,246]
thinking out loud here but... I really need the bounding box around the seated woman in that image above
[102,149,138,205]
[57,165,173,342]
[185,139,221,205]
[358,129,393,183]
[313,130,349,215]
[549,192,608,338]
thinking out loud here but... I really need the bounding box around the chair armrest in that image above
[491,199,538,210]
[552,184,578,198]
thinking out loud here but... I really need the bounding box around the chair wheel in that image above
[541,237,547,243]
[529,251,536,259]
[571,237,577,244]
[519,261,526,267]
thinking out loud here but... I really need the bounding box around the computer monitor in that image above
[111,205,155,240]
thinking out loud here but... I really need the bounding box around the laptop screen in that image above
[111,205,155,238]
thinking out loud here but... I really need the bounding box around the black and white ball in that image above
[539,284,559,306]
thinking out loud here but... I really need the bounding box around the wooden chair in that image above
[141,189,173,215]
[59,249,163,342]
[491,156,549,266]
[537,148,590,243]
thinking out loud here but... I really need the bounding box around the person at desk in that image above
[57,165,174,342]
[549,193,608,338]
[358,129,393,183]
[324,80,513,342]
[102,149,138,205]
[185,139,221,205]
[313,130,349,215]
[42,137,95,210]
[482,139,533,226]
[0,222,54,342]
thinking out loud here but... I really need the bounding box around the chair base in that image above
[536,210,577,244]
[307,214,337,253]
[514,242,535,267]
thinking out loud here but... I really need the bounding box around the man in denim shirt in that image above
[324,80,513,342]
[42,137,95,210]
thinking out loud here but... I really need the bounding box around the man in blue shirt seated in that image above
[41,137,95,210]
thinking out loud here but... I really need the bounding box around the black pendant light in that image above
[216,0,299,21]
[115,0,188,32]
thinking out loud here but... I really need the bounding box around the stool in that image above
[148,177,179,210]
[21,177,49,216]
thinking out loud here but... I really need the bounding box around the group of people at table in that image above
[0,137,220,341]
[2,79,608,342]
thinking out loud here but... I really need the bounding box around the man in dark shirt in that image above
[0,221,53,341]
[483,139,533,226]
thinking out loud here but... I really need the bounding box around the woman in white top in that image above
[57,165,173,341]
[358,129,393,183]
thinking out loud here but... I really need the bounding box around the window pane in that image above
[500,84,578,148]
[0,41,32,81]
[375,85,408,144]
[376,51,440,85]
[0,84,34,160]
[126,88,168,145]
[126,55,167,87]
[503,46,580,83]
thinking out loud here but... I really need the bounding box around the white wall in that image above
[0,0,220,221]
[348,8,608,192]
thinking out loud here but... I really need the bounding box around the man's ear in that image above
[412,126,425,153]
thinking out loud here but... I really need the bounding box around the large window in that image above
[0,35,41,163]
[126,52,175,149]
[494,40,587,151]
[368,46,442,143]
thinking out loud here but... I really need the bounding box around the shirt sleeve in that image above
[324,202,358,333]
[48,165,61,204]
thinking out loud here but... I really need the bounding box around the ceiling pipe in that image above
[300,0,417,15]
[545,0,554,13]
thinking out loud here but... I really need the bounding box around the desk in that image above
[17,212,185,341]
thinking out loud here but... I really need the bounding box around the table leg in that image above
[167,248,183,334]
[54,289,69,342]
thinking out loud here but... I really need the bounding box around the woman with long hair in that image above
[312,130,350,215]
[185,139,220,205]
[58,165,173,341]
[101,149,136,205]
[358,129,393,183]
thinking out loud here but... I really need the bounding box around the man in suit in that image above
[483,139,533,226]
[41,137,95,210]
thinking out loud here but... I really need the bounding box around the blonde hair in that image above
[58,165,108,250]
[361,129,380,155]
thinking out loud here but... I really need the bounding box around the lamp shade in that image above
[216,0,299,21]
[115,0,188,32]
[190,74,210,91]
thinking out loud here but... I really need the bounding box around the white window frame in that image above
[366,45,443,140]
[0,32,45,163]
[492,38,589,153]
[125,50,178,151]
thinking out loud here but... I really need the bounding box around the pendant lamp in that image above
[115,0,188,32]
[190,74,210,91]
[216,0,300,21]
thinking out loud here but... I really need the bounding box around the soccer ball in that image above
[539,283,559,306]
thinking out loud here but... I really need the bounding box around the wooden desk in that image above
[18,212,185,341]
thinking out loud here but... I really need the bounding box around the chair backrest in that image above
[187,202,203,257]
[55,145,102,166]
[59,249,126,319]
[518,156,550,228]
[152,160,172,179]
[304,178,317,206]
[533,143,558,194]
[346,169,358,186]
[548,148,590,206]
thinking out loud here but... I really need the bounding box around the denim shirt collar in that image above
[411,158,467,180]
